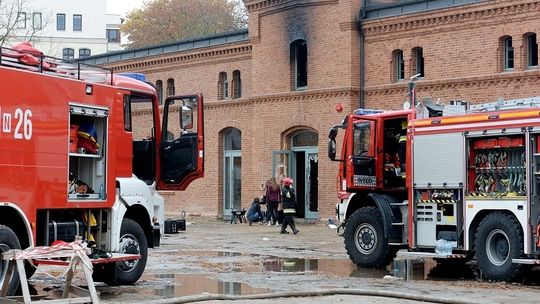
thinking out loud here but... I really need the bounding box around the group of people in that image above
[246,177,299,235]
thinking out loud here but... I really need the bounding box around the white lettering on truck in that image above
[1,107,32,140]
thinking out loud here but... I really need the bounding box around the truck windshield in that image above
[353,122,372,157]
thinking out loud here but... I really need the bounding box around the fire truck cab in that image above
[329,96,540,282]
[0,44,204,294]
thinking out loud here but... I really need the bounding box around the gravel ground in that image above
[28,217,540,304]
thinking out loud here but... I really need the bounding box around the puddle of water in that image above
[261,257,386,278]
[154,250,242,257]
[139,273,268,298]
[392,258,476,281]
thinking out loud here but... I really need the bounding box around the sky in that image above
[106,0,146,17]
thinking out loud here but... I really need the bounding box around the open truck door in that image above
[158,94,204,190]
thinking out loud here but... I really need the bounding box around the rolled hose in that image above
[141,288,485,304]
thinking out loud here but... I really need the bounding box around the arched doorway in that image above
[223,128,241,216]
[272,130,318,219]
[291,131,318,219]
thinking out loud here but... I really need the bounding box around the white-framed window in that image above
[73,14,82,31]
[107,29,120,42]
[291,39,307,90]
[503,36,514,70]
[17,12,26,28]
[79,48,91,58]
[32,12,42,30]
[57,13,65,30]
[62,48,74,60]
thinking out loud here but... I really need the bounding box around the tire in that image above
[102,218,148,285]
[344,207,390,268]
[0,225,21,296]
[474,212,525,281]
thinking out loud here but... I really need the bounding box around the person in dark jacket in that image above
[280,177,299,234]
[265,177,281,226]
[246,197,264,226]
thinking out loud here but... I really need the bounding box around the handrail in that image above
[0,46,113,85]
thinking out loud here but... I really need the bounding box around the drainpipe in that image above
[358,5,367,109]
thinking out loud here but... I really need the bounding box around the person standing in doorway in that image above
[265,177,280,226]
[280,177,299,234]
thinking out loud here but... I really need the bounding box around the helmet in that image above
[401,121,408,129]
[283,177,294,186]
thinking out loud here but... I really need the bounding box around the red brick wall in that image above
[362,0,540,109]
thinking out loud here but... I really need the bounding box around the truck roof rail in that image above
[416,96,540,119]
[469,96,540,112]
[0,45,113,85]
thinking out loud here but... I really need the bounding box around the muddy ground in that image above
[29,217,540,303]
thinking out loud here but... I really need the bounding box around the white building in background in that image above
[5,0,122,58]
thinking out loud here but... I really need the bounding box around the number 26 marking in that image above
[14,109,32,140]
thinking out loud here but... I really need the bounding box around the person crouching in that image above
[247,197,264,226]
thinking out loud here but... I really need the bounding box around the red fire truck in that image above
[0,44,204,294]
[328,83,540,281]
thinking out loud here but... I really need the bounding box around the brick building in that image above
[82,0,540,220]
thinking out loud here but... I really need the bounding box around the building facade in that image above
[82,0,540,220]
[4,0,121,58]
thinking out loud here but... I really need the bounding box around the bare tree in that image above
[0,0,47,47]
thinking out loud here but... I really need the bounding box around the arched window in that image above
[62,48,74,60]
[392,49,404,81]
[166,78,175,96]
[78,48,91,58]
[156,80,163,105]
[502,36,514,70]
[412,47,424,78]
[290,40,307,90]
[218,72,228,100]
[524,33,538,68]
[232,70,241,99]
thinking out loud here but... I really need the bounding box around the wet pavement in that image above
[25,218,540,303]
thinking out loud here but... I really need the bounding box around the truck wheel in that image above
[0,225,21,296]
[105,218,148,285]
[344,207,390,268]
[475,212,525,281]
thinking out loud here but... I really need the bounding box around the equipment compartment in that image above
[67,104,108,201]
[467,135,526,198]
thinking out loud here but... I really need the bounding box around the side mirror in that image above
[328,139,336,161]
[328,126,338,140]
[180,105,193,130]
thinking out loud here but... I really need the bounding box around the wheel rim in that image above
[118,233,140,272]
[485,229,510,266]
[354,223,377,255]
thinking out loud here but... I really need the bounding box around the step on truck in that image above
[328,78,540,281]
[0,43,204,294]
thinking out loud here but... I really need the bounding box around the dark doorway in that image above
[295,151,306,218]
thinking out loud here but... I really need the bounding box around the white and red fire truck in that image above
[329,82,540,281]
[0,43,204,294]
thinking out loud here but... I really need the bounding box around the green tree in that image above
[121,0,247,49]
